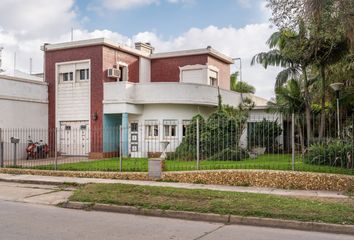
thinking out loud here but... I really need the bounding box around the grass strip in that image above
[35,154,354,175]
[69,183,354,225]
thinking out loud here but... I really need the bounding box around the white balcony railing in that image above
[103,81,243,109]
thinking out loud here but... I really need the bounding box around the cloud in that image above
[101,0,159,10]
[0,0,279,99]
[132,24,280,99]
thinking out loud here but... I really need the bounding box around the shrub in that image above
[171,105,249,161]
[304,139,354,168]
[247,119,282,153]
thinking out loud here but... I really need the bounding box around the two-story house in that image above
[44,38,272,159]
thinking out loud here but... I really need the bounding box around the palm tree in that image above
[252,28,314,145]
[230,72,256,94]
[268,79,306,152]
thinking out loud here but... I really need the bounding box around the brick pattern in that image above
[151,55,208,82]
[45,45,104,153]
[208,56,231,90]
[102,46,140,83]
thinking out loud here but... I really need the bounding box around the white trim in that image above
[55,59,91,130]
[0,95,48,104]
[42,38,234,64]
[43,38,150,58]
[0,74,47,85]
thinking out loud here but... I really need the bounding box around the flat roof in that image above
[42,38,234,64]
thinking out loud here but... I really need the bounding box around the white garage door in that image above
[60,121,90,156]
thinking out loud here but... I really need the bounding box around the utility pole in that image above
[0,47,4,73]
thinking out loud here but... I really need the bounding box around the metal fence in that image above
[0,113,353,175]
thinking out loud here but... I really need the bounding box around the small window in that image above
[65,125,71,131]
[131,122,138,132]
[80,125,87,130]
[63,72,73,82]
[182,120,191,137]
[131,144,138,152]
[79,69,89,80]
[210,77,218,87]
[118,66,124,82]
[163,120,178,139]
[145,121,158,138]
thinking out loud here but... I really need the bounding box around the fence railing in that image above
[0,113,353,175]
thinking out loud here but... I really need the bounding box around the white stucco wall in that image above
[139,57,151,83]
[0,75,48,161]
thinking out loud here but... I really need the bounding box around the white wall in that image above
[56,61,90,126]
[127,104,214,157]
[0,75,48,161]
[139,57,151,83]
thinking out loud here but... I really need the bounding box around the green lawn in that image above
[69,183,354,224]
[34,154,354,175]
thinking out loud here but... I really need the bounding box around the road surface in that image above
[0,181,352,240]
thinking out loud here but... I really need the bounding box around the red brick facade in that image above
[151,55,208,82]
[207,55,231,90]
[150,54,231,89]
[102,46,140,83]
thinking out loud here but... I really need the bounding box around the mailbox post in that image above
[10,137,20,166]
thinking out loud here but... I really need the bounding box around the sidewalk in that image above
[0,173,349,199]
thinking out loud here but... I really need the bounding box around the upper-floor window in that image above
[62,72,73,82]
[78,69,89,80]
[209,70,218,87]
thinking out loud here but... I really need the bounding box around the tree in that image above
[268,79,307,152]
[230,72,256,94]
[251,28,314,145]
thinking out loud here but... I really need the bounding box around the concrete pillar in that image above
[122,112,129,157]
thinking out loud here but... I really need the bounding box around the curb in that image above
[61,201,354,235]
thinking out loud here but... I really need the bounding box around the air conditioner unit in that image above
[107,68,121,78]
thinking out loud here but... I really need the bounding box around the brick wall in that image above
[151,54,231,90]
[207,56,231,90]
[151,55,208,82]
[102,46,140,83]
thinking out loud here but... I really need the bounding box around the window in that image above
[79,69,89,80]
[62,72,73,82]
[209,70,218,87]
[145,121,159,138]
[131,122,138,132]
[210,77,218,87]
[182,120,191,137]
[163,120,177,138]
[118,66,124,82]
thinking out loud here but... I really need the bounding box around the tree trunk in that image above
[302,66,312,146]
[319,65,326,138]
[297,118,305,154]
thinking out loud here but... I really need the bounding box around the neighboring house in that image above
[43,38,275,158]
[0,73,48,160]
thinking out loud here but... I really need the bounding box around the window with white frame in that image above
[78,69,89,80]
[182,120,191,137]
[117,62,128,82]
[145,120,159,139]
[62,72,73,82]
[163,120,177,139]
[209,70,218,87]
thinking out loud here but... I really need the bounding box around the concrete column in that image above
[122,112,129,157]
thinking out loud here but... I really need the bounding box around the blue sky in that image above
[0,0,280,99]
[75,0,268,37]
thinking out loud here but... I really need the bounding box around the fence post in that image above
[54,128,58,170]
[291,113,295,171]
[196,118,200,170]
[119,125,122,172]
[0,128,3,168]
